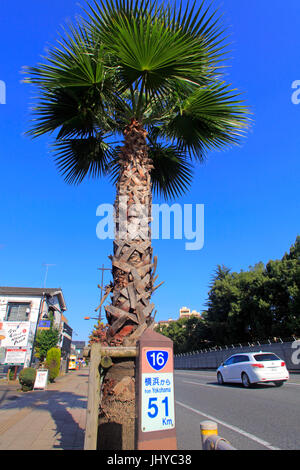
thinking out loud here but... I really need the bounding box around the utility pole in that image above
[97,265,111,321]
[43,263,56,288]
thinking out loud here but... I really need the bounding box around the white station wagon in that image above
[217,352,289,388]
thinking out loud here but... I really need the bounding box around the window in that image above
[253,353,279,362]
[233,355,250,364]
[224,356,235,366]
[6,303,31,321]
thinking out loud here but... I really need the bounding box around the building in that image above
[71,341,86,359]
[155,318,174,329]
[0,286,70,372]
[60,314,73,364]
[155,307,201,329]
[179,306,201,319]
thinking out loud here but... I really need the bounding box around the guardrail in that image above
[200,421,236,450]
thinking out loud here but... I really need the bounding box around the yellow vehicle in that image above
[68,355,77,370]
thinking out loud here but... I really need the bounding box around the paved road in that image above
[174,370,300,450]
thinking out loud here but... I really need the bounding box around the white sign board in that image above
[33,369,48,390]
[1,322,30,347]
[5,348,27,364]
[141,348,175,433]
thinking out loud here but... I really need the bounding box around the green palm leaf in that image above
[149,143,194,199]
[23,0,250,197]
[52,136,113,184]
[152,81,249,161]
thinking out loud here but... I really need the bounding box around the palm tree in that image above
[24,0,249,448]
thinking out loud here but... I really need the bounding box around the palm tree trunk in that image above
[98,118,157,450]
[105,118,156,344]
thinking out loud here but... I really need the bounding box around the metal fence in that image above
[174,339,300,371]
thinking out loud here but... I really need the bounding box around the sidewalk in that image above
[0,368,89,450]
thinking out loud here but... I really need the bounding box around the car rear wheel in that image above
[217,372,224,385]
[274,381,284,387]
[242,372,251,388]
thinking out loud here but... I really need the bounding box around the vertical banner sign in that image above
[137,329,177,450]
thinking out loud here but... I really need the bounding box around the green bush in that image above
[19,367,37,392]
[46,347,61,382]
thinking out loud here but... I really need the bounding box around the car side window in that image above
[233,355,242,364]
[234,354,249,364]
[224,357,235,366]
[240,355,250,362]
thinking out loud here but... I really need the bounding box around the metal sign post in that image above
[137,329,177,450]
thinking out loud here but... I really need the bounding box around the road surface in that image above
[174,369,300,450]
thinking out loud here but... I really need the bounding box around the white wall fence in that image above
[174,338,300,371]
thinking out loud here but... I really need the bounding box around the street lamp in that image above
[84,316,100,321]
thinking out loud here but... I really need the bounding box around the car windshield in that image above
[253,353,280,362]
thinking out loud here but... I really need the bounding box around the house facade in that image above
[0,287,70,371]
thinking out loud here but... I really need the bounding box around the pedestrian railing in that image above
[200,421,236,450]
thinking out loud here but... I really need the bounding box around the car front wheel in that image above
[217,372,224,385]
[242,372,251,388]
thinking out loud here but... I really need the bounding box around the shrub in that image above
[46,347,61,382]
[19,367,37,392]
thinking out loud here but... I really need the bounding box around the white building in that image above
[0,287,68,370]
[179,306,201,319]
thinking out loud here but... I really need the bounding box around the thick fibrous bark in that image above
[98,119,158,449]
[105,118,156,345]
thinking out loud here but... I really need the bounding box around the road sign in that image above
[38,320,51,330]
[141,347,175,433]
[137,329,177,450]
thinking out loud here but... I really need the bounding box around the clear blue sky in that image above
[0,0,299,342]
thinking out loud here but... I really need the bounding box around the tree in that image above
[156,317,189,354]
[24,0,249,448]
[46,347,61,382]
[264,240,300,337]
[204,237,300,344]
[34,328,60,362]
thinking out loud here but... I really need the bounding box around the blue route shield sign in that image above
[146,350,169,371]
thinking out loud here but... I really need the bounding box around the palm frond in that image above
[24,0,250,191]
[23,19,126,139]
[153,81,250,161]
[85,0,231,108]
[52,136,113,184]
[149,143,194,199]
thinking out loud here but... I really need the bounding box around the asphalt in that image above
[0,368,89,450]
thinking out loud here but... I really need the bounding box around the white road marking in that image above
[183,380,219,389]
[176,400,280,450]
[176,371,300,387]
[175,371,216,378]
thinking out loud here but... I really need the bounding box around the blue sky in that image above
[0,0,299,342]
